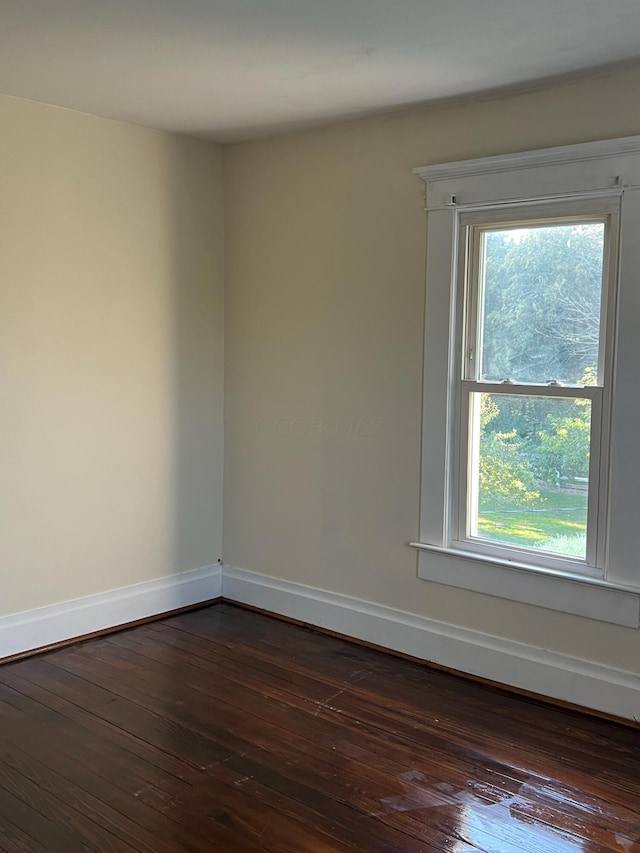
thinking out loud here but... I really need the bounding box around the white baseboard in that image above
[4,562,638,721]
[0,564,222,660]
[222,565,640,721]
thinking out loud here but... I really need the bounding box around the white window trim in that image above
[411,136,640,628]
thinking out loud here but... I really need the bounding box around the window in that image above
[411,137,640,627]
[457,205,616,573]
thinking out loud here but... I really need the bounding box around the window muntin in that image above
[453,206,617,576]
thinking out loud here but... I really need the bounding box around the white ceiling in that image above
[1,0,640,143]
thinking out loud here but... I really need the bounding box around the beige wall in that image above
[223,64,640,674]
[0,95,224,616]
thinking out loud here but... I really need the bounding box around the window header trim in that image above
[413,135,640,184]
[414,137,640,211]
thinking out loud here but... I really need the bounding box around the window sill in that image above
[409,541,640,627]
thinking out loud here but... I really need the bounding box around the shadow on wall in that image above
[166,135,224,580]
[0,104,224,620]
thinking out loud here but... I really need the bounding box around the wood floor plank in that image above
[90,627,640,833]
[2,659,442,852]
[0,813,50,853]
[0,683,274,853]
[23,656,479,852]
[0,602,638,852]
[48,652,617,853]
[40,635,637,851]
[100,630,640,849]
[0,770,93,852]
[160,608,640,808]
[166,607,640,769]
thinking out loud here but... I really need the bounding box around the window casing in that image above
[411,137,640,627]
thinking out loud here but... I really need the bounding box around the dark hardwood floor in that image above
[0,603,638,852]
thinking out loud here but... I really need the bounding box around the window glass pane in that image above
[468,393,591,560]
[479,223,605,385]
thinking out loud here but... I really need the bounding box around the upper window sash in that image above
[464,217,610,386]
[457,203,619,388]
